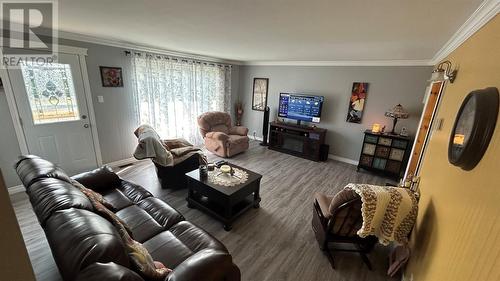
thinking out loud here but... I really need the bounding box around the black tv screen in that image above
[278,93,324,123]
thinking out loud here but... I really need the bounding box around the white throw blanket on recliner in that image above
[133,125,204,167]
[344,183,419,245]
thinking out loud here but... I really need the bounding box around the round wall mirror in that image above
[448,87,499,170]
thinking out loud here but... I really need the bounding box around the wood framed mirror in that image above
[448,87,499,170]
[252,78,269,111]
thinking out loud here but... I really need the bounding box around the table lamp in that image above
[385,104,409,134]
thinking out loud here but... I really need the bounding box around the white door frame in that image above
[0,45,103,166]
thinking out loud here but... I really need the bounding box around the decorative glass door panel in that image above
[21,62,80,124]
[7,53,98,175]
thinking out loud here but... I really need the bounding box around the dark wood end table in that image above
[185,164,262,231]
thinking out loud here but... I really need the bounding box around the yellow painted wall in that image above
[406,15,500,281]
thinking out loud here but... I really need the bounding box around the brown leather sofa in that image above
[197,111,249,158]
[15,155,240,281]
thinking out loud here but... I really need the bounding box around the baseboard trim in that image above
[328,154,359,166]
[248,134,264,142]
[8,184,26,195]
[105,157,139,168]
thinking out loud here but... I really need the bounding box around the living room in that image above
[0,1,499,281]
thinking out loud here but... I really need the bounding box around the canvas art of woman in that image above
[346,82,369,123]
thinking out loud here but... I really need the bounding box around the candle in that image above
[453,134,465,145]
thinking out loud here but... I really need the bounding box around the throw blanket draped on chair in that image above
[133,125,205,167]
[71,180,171,280]
[344,183,418,245]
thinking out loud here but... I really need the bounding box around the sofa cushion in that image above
[27,178,93,226]
[72,166,121,192]
[143,221,227,268]
[100,181,153,211]
[137,197,184,229]
[116,205,164,242]
[118,180,153,202]
[45,208,130,281]
[101,189,135,210]
[15,155,72,187]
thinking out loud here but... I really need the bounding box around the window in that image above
[21,62,80,124]
[131,54,231,144]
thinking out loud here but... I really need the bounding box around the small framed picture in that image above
[252,78,269,111]
[100,66,123,87]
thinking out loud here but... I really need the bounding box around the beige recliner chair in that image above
[197,111,249,158]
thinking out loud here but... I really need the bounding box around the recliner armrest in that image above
[75,262,144,281]
[206,132,230,142]
[167,249,240,281]
[229,126,249,136]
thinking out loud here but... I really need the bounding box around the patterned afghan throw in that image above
[344,183,418,246]
[71,180,171,280]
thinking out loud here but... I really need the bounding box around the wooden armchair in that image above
[312,190,377,269]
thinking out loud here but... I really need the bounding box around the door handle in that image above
[83,124,89,128]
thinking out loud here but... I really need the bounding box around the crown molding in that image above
[57,30,243,65]
[241,60,432,66]
[430,0,500,65]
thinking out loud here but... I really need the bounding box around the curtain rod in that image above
[124,50,232,68]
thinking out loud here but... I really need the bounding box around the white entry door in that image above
[8,53,98,175]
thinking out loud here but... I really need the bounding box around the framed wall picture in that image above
[252,78,269,111]
[100,66,123,87]
[346,82,369,123]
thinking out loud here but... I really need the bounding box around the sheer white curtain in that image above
[131,53,231,144]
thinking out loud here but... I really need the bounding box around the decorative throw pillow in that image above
[329,188,360,215]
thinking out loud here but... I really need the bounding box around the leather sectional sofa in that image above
[15,155,240,281]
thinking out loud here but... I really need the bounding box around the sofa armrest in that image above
[206,131,230,142]
[167,249,240,281]
[75,262,144,281]
[229,126,248,136]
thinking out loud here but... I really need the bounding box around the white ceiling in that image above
[44,0,486,62]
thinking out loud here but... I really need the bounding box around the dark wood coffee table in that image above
[185,164,262,231]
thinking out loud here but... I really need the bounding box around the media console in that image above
[268,121,327,161]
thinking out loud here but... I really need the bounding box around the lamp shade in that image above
[385,104,409,119]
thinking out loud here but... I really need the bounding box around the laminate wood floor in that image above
[11,140,399,281]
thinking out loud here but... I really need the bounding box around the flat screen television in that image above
[278,93,324,123]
